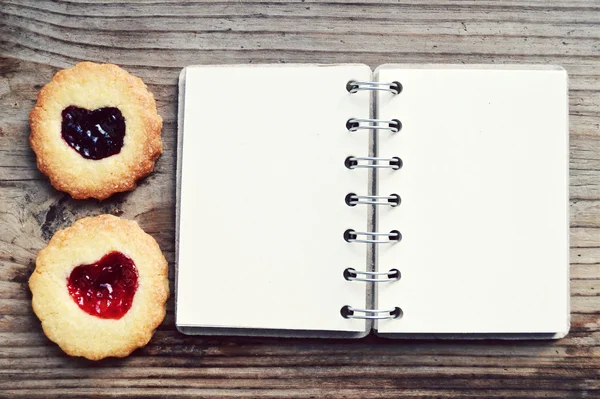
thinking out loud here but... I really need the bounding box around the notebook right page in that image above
[375,65,569,336]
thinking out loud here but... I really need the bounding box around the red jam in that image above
[67,251,138,319]
[61,106,126,160]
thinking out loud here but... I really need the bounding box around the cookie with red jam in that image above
[29,215,169,360]
[30,62,162,200]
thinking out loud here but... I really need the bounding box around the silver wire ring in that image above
[344,268,401,282]
[345,156,402,170]
[344,229,402,244]
[341,305,403,320]
[347,118,401,133]
[347,81,402,95]
[346,194,401,207]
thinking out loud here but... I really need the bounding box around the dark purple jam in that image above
[61,106,126,160]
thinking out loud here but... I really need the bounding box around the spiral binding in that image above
[344,79,403,321]
[344,268,401,282]
[347,118,402,133]
[345,193,400,207]
[345,156,403,170]
[344,229,402,244]
[346,80,402,95]
[340,305,403,320]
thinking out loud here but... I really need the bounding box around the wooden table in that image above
[0,1,598,397]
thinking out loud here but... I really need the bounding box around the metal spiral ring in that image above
[346,193,401,207]
[341,305,403,320]
[344,229,402,244]
[344,268,401,282]
[347,81,402,95]
[347,118,401,133]
[345,156,403,170]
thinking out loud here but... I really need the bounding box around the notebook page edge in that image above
[175,66,187,335]
[375,64,566,73]
[178,325,370,339]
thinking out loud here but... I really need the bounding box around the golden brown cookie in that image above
[30,62,162,200]
[29,214,169,360]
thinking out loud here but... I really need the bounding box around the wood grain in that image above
[0,0,599,397]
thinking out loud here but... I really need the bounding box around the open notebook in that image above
[176,64,570,339]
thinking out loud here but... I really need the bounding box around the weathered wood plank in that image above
[0,387,597,399]
[1,0,599,398]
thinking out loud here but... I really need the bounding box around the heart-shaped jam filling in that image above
[61,106,126,160]
[67,251,139,319]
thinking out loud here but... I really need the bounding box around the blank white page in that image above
[177,64,371,334]
[375,65,569,334]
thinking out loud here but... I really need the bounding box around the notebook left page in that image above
[176,64,371,337]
